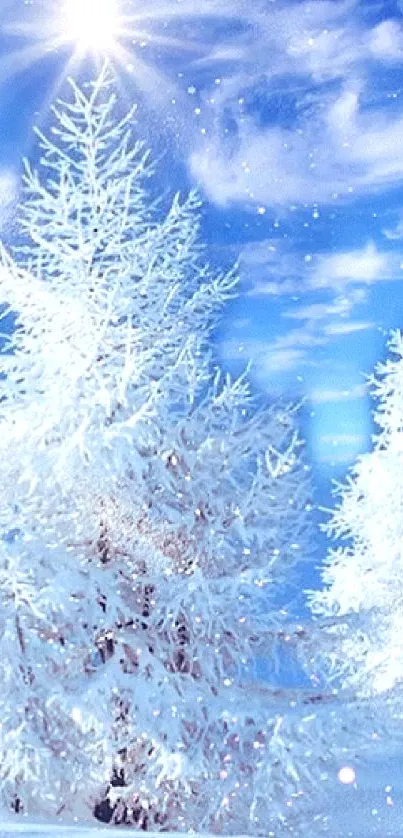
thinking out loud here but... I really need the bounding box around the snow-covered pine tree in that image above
[311,331,403,704]
[0,66,352,835]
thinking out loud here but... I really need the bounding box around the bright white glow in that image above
[71,706,83,724]
[338,765,356,785]
[63,0,120,52]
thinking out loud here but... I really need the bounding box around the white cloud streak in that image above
[0,168,18,230]
[310,384,368,404]
[317,433,368,463]
[383,211,403,240]
[188,1,403,207]
[223,237,391,388]
[323,320,375,336]
[309,243,392,290]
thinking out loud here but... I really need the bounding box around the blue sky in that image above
[1,0,403,489]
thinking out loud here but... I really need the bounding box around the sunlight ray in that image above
[0,0,241,133]
[0,43,56,87]
[127,29,207,55]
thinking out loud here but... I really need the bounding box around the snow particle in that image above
[338,766,356,784]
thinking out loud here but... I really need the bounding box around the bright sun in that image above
[63,0,121,53]
[0,0,216,119]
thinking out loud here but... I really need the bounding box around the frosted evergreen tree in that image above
[0,67,355,835]
[311,331,403,705]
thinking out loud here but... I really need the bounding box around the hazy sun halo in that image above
[63,0,121,53]
[0,0,223,126]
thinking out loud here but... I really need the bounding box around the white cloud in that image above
[320,432,367,446]
[220,312,373,381]
[326,86,360,135]
[188,3,403,207]
[240,240,304,297]
[195,0,361,87]
[383,212,403,240]
[190,125,316,206]
[227,236,394,380]
[310,384,368,404]
[317,435,367,464]
[309,243,391,289]
[219,330,321,376]
[283,290,367,321]
[240,238,393,302]
[231,316,252,329]
[367,20,403,61]
[274,325,327,350]
[259,347,308,374]
[246,279,299,297]
[287,25,362,83]
[220,323,327,379]
[240,240,282,269]
[192,87,403,206]
[323,320,375,336]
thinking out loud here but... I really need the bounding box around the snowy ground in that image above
[0,745,402,838]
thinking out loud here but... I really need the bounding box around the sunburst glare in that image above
[63,0,121,55]
[0,0,220,81]
[0,0,237,134]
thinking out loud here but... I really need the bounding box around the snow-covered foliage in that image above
[310,330,403,700]
[0,66,351,835]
